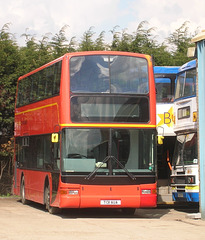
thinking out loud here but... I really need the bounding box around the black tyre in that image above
[20,177,28,205]
[44,185,61,214]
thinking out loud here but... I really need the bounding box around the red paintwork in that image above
[59,183,157,209]
[14,169,50,204]
[13,51,157,209]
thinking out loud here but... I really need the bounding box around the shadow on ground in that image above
[17,199,170,219]
[15,198,199,219]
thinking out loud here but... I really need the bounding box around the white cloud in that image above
[0,0,205,46]
[1,0,123,44]
[127,0,205,42]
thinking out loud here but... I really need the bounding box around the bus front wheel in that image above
[44,185,61,214]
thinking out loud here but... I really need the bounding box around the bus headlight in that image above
[69,190,79,195]
[141,189,151,194]
[187,176,195,184]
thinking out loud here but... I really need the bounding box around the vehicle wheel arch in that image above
[20,173,28,204]
[44,175,50,205]
[20,172,24,184]
[44,175,60,214]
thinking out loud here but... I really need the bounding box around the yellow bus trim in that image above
[15,103,60,124]
[60,123,156,128]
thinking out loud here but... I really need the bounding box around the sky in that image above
[0,0,205,46]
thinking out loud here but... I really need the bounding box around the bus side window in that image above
[36,137,44,169]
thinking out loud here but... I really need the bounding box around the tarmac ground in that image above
[0,197,205,240]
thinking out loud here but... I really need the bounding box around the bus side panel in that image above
[15,97,60,137]
[174,97,197,133]
[16,169,52,205]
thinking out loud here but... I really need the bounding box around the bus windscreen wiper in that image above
[110,155,136,180]
[85,155,136,181]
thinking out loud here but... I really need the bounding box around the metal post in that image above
[192,31,205,219]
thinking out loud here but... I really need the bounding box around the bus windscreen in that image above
[70,55,149,94]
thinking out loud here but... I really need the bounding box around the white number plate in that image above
[100,200,121,205]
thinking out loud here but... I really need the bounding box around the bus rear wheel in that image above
[20,177,28,205]
[44,185,61,214]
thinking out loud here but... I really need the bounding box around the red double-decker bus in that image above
[13,51,157,214]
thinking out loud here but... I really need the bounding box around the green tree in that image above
[110,26,121,51]
[94,31,106,50]
[50,25,71,58]
[79,27,96,51]
[67,36,77,53]
[0,24,20,195]
[0,23,20,136]
[130,21,157,54]
[0,137,13,181]
[166,21,195,65]
[152,44,174,66]
[20,31,55,74]
[114,29,132,52]
[37,34,54,64]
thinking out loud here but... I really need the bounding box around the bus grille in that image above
[175,177,186,184]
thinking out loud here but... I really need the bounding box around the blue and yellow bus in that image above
[171,60,198,202]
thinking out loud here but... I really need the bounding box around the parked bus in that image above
[154,67,179,183]
[154,66,179,203]
[171,59,198,202]
[13,51,157,214]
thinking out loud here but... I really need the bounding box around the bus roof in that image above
[179,59,196,72]
[154,66,179,74]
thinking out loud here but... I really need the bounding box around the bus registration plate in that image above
[100,200,121,205]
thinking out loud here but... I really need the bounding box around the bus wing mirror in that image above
[158,136,164,145]
[51,133,59,143]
